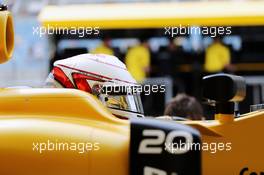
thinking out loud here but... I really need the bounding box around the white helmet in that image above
[45,54,144,119]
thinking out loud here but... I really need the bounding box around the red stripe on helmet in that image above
[72,73,105,93]
[52,66,75,88]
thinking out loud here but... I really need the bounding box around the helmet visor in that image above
[100,94,144,115]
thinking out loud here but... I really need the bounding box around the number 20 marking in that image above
[138,129,193,154]
[138,130,165,154]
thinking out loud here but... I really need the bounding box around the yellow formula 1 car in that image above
[1,6,264,175]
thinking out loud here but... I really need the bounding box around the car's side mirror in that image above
[0,4,14,63]
[202,73,246,123]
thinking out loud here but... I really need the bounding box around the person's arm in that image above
[223,46,235,72]
[125,50,133,71]
[142,49,151,75]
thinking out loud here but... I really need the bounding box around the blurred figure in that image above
[156,39,175,76]
[205,37,232,73]
[91,37,114,55]
[164,93,203,120]
[125,38,150,82]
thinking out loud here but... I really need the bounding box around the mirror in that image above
[0,5,14,63]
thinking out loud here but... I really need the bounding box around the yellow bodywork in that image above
[182,112,264,174]
[0,88,263,174]
[0,88,130,175]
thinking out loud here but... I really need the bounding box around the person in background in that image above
[205,37,233,73]
[156,39,175,76]
[163,93,204,120]
[91,37,114,55]
[125,38,150,83]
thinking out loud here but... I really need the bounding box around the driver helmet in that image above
[45,53,144,119]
